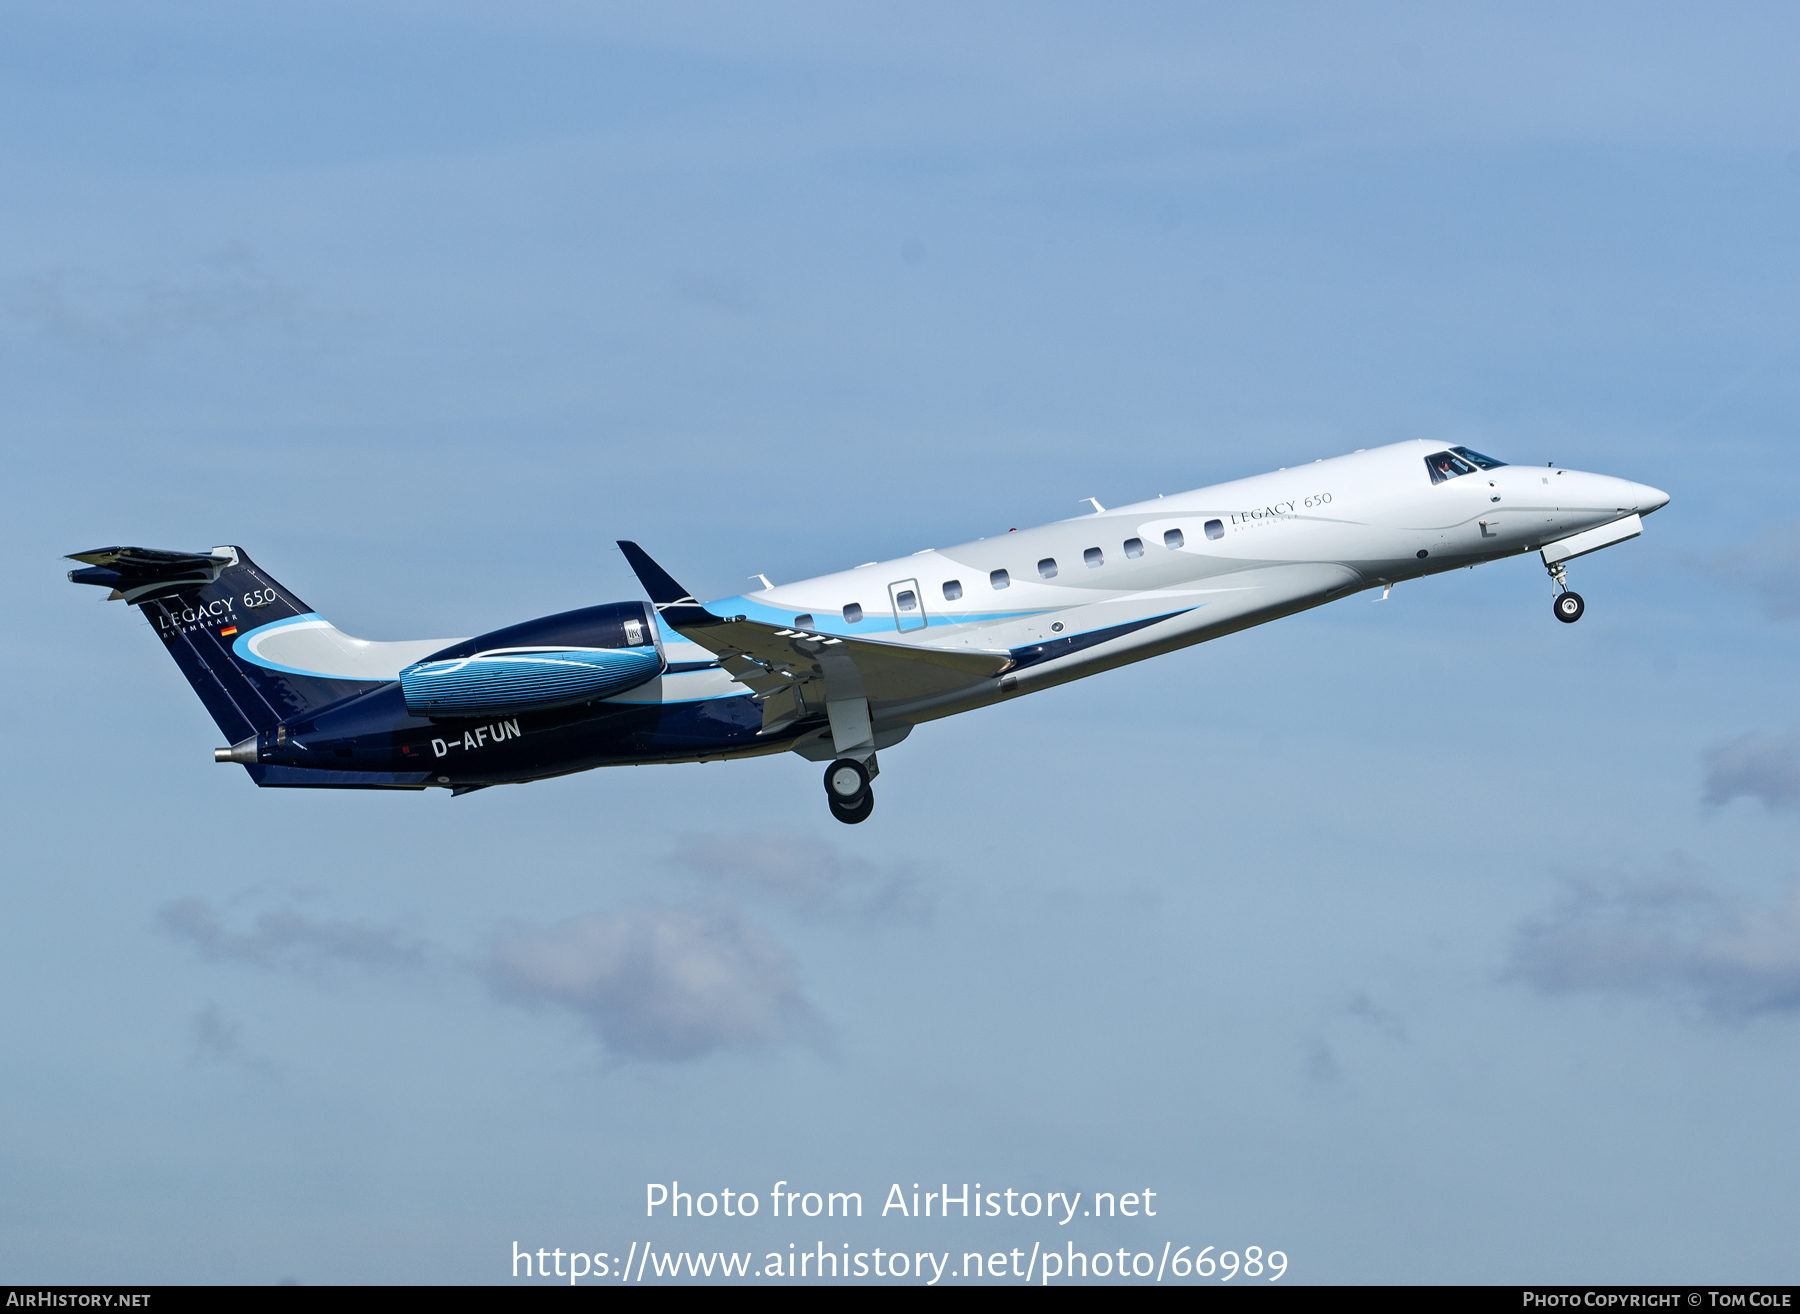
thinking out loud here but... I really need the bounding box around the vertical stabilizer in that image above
[68,545,391,739]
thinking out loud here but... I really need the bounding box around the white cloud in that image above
[156,897,430,976]
[484,903,818,1061]
[1345,990,1408,1041]
[0,246,306,350]
[189,1002,278,1075]
[162,891,821,1063]
[666,829,929,922]
[1506,861,1800,1018]
[191,1003,245,1062]
[1302,1039,1340,1086]
[1703,732,1800,812]
[1302,991,1407,1088]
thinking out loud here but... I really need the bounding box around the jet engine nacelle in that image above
[399,601,664,718]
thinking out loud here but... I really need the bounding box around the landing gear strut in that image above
[823,758,874,824]
[1548,561,1585,623]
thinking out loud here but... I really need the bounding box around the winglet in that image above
[616,541,726,629]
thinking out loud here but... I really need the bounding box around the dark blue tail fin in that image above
[68,545,389,742]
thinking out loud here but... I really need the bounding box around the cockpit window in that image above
[1424,451,1478,484]
[1450,445,1507,470]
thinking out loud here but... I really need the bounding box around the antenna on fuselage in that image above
[1081,497,1106,513]
[750,574,773,589]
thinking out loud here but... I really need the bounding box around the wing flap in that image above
[703,618,1012,706]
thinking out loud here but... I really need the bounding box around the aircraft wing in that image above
[617,541,1012,734]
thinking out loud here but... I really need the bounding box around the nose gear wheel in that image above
[1546,560,1585,623]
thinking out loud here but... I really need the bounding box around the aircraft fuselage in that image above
[68,439,1668,802]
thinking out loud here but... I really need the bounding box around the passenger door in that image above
[887,578,926,633]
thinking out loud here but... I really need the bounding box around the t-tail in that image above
[67,545,404,748]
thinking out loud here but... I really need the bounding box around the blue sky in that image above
[4,2,1799,1284]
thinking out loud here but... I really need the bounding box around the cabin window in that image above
[895,589,917,612]
[1038,558,1058,579]
[1425,450,1477,484]
[1164,529,1184,549]
[1084,547,1103,568]
[1204,519,1223,541]
[990,569,1010,590]
[1451,445,1507,470]
[942,580,963,601]
[794,614,814,629]
[843,603,863,623]
[1123,537,1144,558]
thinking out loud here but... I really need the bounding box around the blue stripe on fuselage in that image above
[705,594,1046,636]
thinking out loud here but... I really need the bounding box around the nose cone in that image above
[1601,475,1669,515]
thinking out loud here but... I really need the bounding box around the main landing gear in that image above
[1548,561,1585,624]
[823,758,874,824]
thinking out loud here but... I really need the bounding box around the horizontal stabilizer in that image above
[67,545,236,603]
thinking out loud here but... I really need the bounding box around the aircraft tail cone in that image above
[214,736,258,764]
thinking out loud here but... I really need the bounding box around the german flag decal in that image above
[220,626,238,638]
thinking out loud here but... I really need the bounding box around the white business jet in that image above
[68,439,1666,822]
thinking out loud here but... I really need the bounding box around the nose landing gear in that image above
[823,758,875,824]
[1548,561,1585,623]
